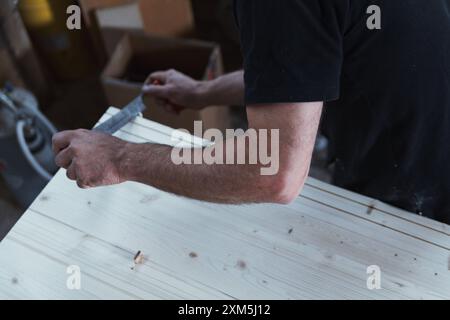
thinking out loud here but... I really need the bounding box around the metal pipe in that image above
[0,91,18,115]
[16,119,53,181]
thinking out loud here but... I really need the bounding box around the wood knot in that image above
[236,260,246,270]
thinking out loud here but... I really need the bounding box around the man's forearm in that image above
[52,103,319,202]
[200,71,245,107]
[120,135,292,204]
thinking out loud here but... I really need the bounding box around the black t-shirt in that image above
[234,0,450,223]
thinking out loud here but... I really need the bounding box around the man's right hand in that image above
[142,69,208,113]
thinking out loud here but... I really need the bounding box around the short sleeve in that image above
[234,0,349,105]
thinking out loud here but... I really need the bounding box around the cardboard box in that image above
[80,0,136,25]
[79,0,136,65]
[102,33,230,133]
[76,0,195,43]
[80,0,195,65]
[95,2,143,30]
[138,0,194,37]
[100,26,141,57]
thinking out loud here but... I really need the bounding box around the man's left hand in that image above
[52,129,129,189]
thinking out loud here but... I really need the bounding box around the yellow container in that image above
[19,0,96,80]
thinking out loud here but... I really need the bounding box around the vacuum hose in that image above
[16,114,57,181]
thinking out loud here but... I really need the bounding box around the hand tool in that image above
[93,95,146,134]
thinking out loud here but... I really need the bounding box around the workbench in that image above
[0,107,449,299]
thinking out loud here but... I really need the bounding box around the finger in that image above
[69,162,87,189]
[172,104,185,114]
[52,131,77,154]
[75,173,90,189]
[145,71,169,85]
[66,161,76,180]
[164,102,185,114]
[142,84,171,99]
[76,179,89,189]
[154,97,166,108]
[163,103,176,114]
[55,147,74,169]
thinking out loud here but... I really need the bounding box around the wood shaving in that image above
[134,251,144,265]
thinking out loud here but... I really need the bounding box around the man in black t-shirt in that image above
[232,0,450,223]
[52,1,450,224]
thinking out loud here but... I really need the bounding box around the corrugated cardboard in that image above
[79,0,136,65]
[80,0,195,65]
[96,2,143,30]
[138,0,194,37]
[100,26,140,57]
[80,0,136,25]
[102,33,230,133]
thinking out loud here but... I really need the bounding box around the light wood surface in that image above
[0,107,449,300]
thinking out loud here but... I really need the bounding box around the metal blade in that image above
[94,95,146,134]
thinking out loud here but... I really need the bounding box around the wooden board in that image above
[0,107,448,300]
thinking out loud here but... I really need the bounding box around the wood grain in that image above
[0,107,448,299]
